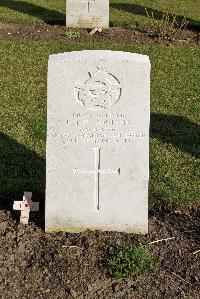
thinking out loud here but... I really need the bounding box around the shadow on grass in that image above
[0,133,45,228]
[111,2,200,30]
[151,113,200,159]
[0,0,65,25]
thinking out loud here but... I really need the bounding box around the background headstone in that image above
[66,0,109,28]
[46,50,151,233]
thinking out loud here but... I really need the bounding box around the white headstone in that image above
[46,50,150,234]
[66,0,109,28]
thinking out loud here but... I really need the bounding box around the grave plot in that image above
[0,1,199,298]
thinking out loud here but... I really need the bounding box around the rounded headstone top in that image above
[48,50,150,65]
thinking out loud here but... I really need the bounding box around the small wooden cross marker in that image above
[13,192,39,224]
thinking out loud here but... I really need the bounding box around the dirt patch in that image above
[0,207,199,298]
[0,22,199,45]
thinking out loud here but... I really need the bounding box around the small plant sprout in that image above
[106,245,157,279]
[65,31,81,39]
[145,9,189,40]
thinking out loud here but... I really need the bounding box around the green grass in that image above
[106,245,157,279]
[0,0,65,25]
[0,42,199,207]
[110,0,200,29]
[0,0,199,29]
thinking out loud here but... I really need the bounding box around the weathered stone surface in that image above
[46,50,151,233]
[66,0,109,28]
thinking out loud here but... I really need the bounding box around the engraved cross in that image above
[74,148,120,210]
[82,0,95,13]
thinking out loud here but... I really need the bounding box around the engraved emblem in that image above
[74,67,121,110]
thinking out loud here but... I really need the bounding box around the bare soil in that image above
[0,205,199,299]
[0,22,199,45]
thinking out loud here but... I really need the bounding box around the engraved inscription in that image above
[82,0,95,13]
[50,112,146,145]
[74,148,120,210]
[75,67,121,110]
